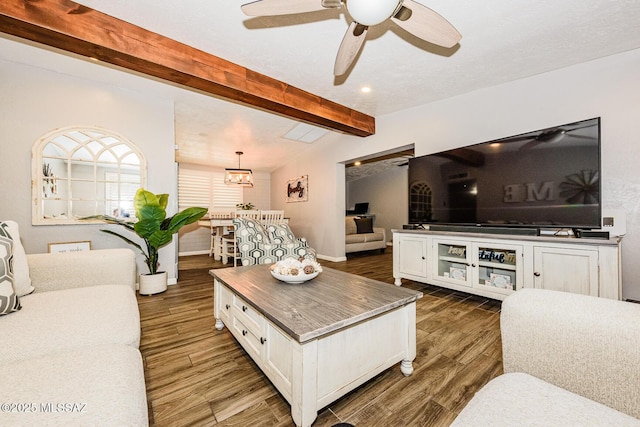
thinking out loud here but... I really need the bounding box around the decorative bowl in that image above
[269,258,322,284]
[270,269,320,284]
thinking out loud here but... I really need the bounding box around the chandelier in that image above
[224,151,253,187]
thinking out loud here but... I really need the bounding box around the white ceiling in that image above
[2,0,640,173]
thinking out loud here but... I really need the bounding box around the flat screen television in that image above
[408,117,601,230]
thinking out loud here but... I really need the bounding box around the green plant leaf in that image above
[100,229,145,255]
[134,188,160,217]
[146,230,173,250]
[157,194,169,210]
[134,217,163,240]
[166,207,208,234]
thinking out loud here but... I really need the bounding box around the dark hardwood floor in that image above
[138,249,503,426]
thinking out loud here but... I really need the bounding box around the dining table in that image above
[198,217,234,261]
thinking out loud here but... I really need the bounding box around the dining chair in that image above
[209,210,233,258]
[222,210,261,265]
[260,210,284,225]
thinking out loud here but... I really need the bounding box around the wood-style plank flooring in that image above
[138,249,503,426]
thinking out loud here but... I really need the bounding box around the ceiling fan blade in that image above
[391,0,461,48]
[518,139,543,151]
[334,22,368,76]
[241,0,337,16]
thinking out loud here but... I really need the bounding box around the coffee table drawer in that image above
[232,315,263,361]
[218,284,234,325]
[233,294,262,332]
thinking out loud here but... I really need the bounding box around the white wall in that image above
[272,48,640,300]
[346,166,408,244]
[0,58,178,282]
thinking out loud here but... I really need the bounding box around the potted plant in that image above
[90,188,207,295]
[236,202,255,210]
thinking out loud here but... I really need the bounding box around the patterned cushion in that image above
[234,217,316,266]
[235,218,269,243]
[0,222,21,316]
[266,223,296,244]
[1,221,34,296]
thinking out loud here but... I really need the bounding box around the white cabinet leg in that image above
[400,359,414,376]
[291,340,318,427]
[215,318,224,330]
[402,303,417,376]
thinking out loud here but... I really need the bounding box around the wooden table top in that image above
[211,265,423,343]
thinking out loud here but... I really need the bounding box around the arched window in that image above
[409,181,432,223]
[32,126,147,225]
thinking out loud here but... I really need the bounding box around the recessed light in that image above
[360,86,371,94]
[354,161,362,166]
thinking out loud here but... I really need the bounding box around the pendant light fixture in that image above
[224,151,253,187]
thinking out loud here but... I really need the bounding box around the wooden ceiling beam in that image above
[0,0,375,137]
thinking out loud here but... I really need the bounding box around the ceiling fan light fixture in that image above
[347,0,401,26]
[224,151,253,187]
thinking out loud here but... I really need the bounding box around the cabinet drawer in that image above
[218,284,234,324]
[232,315,264,361]
[233,295,263,332]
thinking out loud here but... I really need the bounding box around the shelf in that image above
[478,261,516,271]
[438,256,468,264]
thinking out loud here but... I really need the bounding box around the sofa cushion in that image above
[0,344,148,426]
[345,217,357,235]
[0,284,140,364]
[266,223,296,244]
[346,231,385,244]
[1,221,34,297]
[0,224,21,316]
[451,372,640,427]
[354,217,374,234]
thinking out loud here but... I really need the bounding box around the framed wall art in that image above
[286,175,308,203]
[48,241,92,253]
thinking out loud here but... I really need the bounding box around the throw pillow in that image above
[267,223,296,244]
[0,223,21,316]
[345,217,357,235]
[1,221,34,296]
[354,217,374,234]
[235,218,269,243]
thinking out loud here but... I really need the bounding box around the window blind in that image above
[178,168,242,211]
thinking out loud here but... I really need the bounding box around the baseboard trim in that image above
[179,250,210,256]
[317,254,347,262]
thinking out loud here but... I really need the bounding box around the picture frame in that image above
[48,240,92,253]
[487,272,514,290]
[286,175,308,203]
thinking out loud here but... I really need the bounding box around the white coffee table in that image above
[212,265,423,427]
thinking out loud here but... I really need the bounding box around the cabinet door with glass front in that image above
[472,243,522,296]
[432,239,473,288]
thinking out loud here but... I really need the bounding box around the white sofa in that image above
[452,289,640,426]
[0,221,148,426]
[345,216,386,254]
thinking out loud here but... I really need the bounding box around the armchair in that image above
[233,217,316,266]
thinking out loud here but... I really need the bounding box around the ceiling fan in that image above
[503,122,598,151]
[240,0,462,76]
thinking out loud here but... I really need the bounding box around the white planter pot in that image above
[139,271,168,295]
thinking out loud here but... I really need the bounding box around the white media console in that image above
[392,229,622,300]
